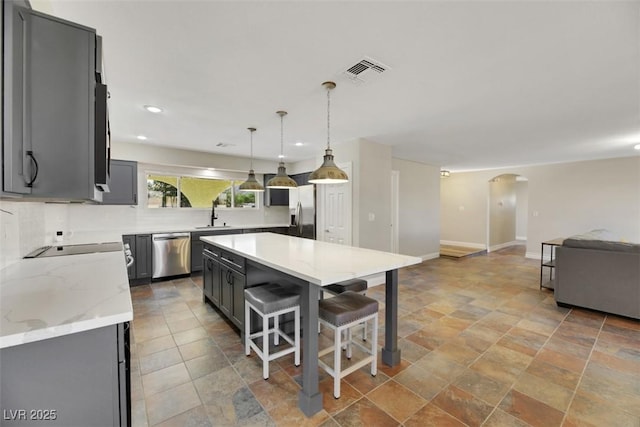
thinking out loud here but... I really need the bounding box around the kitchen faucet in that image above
[210,200,218,226]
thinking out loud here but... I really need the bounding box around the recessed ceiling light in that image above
[295,142,303,146]
[278,154,285,159]
[144,105,163,113]
[136,135,148,141]
[635,144,640,150]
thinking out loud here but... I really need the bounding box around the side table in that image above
[540,238,564,290]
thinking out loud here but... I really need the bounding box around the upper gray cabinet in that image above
[2,3,106,202]
[102,160,138,205]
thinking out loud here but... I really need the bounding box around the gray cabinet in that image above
[122,234,152,284]
[203,248,221,306]
[220,264,246,329]
[103,160,138,205]
[2,3,103,201]
[263,174,289,206]
[203,246,248,330]
[122,235,136,280]
[0,322,130,426]
[190,229,237,273]
[135,235,152,280]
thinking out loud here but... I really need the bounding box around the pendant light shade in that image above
[309,81,349,184]
[267,111,297,189]
[239,127,265,192]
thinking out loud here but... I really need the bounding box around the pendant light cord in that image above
[280,114,284,158]
[326,87,331,150]
[249,129,254,170]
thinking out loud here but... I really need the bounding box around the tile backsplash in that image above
[0,200,288,269]
[0,201,47,269]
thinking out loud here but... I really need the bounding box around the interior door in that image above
[319,163,352,245]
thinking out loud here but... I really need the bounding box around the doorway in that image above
[486,174,528,253]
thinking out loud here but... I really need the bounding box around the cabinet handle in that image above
[26,151,39,187]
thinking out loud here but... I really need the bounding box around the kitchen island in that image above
[200,232,421,416]
[0,251,132,426]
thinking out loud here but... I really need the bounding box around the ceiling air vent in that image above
[343,56,389,84]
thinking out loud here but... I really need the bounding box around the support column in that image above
[297,282,323,416]
[382,269,401,366]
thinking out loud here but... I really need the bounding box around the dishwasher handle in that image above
[152,233,190,241]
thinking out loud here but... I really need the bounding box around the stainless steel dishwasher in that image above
[152,232,191,279]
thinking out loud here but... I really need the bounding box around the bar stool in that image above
[322,278,369,340]
[318,291,378,398]
[244,283,300,380]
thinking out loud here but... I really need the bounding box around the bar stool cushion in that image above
[324,278,367,295]
[244,284,300,315]
[319,291,378,327]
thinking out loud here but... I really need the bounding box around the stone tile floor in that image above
[129,245,640,426]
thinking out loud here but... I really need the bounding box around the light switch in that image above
[368,213,375,221]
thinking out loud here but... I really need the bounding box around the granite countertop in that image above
[0,251,133,349]
[201,233,422,286]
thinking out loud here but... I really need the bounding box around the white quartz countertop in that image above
[60,223,290,246]
[201,233,422,286]
[0,251,133,349]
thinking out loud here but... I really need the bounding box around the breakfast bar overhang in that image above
[201,232,421,416]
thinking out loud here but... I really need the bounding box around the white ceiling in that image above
[44,0,639,172]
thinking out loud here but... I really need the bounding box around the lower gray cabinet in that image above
[202,244,248,331]
[203,248,221,307]
[0,322,130,426]
[122,234,152,284]
[190,229,237,273]
[122,235,136,280]
[103,160,137,205]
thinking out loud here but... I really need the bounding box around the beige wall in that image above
[358,140,393,251]
[515,180,529,240]
[441,156,640,257]
[488,174,517,249]
[392,158,441,259]
[113,141,281,175]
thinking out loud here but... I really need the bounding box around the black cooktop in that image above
[25,242,123,258]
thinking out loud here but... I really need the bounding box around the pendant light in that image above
[239,127,265,192]
[266,111,297,189]
[308,81,349,184]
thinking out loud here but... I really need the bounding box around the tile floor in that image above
[129,245,640,426]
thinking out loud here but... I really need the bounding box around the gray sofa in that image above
[555,234,640,319]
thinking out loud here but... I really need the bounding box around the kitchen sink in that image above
[195,225,231,229]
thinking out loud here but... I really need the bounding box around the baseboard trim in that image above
[488,240,520,252]
[440,240,486,250]
[422,252,440,261]
[526,251,542,260]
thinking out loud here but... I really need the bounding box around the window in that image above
[147,174,257,209]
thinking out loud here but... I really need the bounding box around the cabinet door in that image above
[135,234,152,279]
[219,266,233,319]
[210,258,221,307]
[203,254,213,301]
[102,160,137,205]
[231,270,246,329]
[263,174,289,206]
[122,235,136,280]
[2,2,31,194]
[28,10,97,200]
[191,239,204,273]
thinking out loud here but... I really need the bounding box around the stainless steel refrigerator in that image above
[289,184,316,239]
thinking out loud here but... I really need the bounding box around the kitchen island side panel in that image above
[0,323,128,426]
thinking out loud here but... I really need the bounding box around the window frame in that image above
[145,171,260,210]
